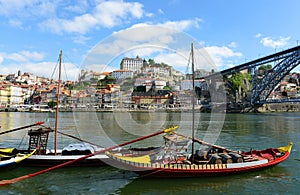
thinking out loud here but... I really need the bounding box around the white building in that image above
[144,66,170,76]
[110,70,133,80]
[120,56,143,72]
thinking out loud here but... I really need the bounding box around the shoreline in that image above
[2,102,300,113]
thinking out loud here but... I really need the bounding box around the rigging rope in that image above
[50,56,60,82]
[57,130,104,148]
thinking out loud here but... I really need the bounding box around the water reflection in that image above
[0,111,299,194]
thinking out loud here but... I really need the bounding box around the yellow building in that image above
[0,85,24,105]
[0,87,9,105]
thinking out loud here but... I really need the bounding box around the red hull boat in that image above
[106,133,293,177]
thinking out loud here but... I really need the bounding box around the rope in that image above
[173,132,237,153]
[57,130,104,148]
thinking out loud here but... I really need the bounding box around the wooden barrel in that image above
[228,152,243,163]
[219,153,233,164]
[208,154,223,164]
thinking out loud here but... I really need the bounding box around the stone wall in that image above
[257,103,300,112]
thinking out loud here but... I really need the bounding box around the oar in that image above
[0,126,178,186]
[0,122,44,135]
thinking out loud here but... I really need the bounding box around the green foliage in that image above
[133,86,146,92]
[163,85,172,91]
[144,58,171,68]
[258,64,272,71]
[227,72,251,91]
[48,100,56,108]
[69,82,90,90]
[163,81,173,91]
[148,59,155,65]
[97,75,116,89]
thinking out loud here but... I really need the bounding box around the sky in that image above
[0,0,299,81]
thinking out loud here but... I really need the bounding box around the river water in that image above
[0,111,299,194]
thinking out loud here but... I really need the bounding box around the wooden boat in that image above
[106,133,293,177]
[17,125,111,167]
[0,122,113,167]
[105,43,293,177]
[14,51,114,167]
[0,148,36,170]
[19,126,159,167]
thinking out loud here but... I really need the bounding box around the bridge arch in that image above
[205,45,300,108]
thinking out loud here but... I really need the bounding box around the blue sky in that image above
[0,0,299,80]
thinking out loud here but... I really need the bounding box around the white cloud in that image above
[228,42,237,48]
[0,61,80,81]
[204,46,243,69]
[92,19,202,55]
[260,36,290,48]
[81,21,209,72]
[160,18,202,31]
[0,0,145,35]
[95,1,144,27]
[0,50,82,80]
[64,1,89,14]
[8,19,23,28]
[72,35,91,45]
[255,33,262,38]
[158,9,164,15]
[84,63,114,73]
[0,51,45,63]
[0,0,56,18]
[39,1,145,34]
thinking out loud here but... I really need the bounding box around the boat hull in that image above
[106,144,292,177]
[22,154,110,167]
[21,147,159,167]
[0,150,36,171]
[134,152,289,177]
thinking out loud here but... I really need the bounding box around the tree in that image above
[48,100,56,108]
[227,72,251,91]
[148,59,155,66]
[258,64,272,71]
[97,75,116,89]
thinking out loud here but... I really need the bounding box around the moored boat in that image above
[105,43,293,177]
[105,133,293,177]
[0,148,36,170]
[15,123,161,167]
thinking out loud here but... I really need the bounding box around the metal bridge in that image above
[206,45,300,105]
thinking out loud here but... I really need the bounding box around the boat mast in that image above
[54,50,62,155]
[191,43,195,162]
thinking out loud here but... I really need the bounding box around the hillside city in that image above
[1,56,299,112]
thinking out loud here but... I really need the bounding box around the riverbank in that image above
[2,103,300,113]
[257,102,300,112]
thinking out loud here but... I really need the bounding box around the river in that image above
[0,111,299,194]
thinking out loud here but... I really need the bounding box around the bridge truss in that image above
[207,45,300,105]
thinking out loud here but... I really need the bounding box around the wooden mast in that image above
[191,43,195,162]
[54,50,62,155]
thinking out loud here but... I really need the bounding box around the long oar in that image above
[0,122,44,136]
[0,126,178,186]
